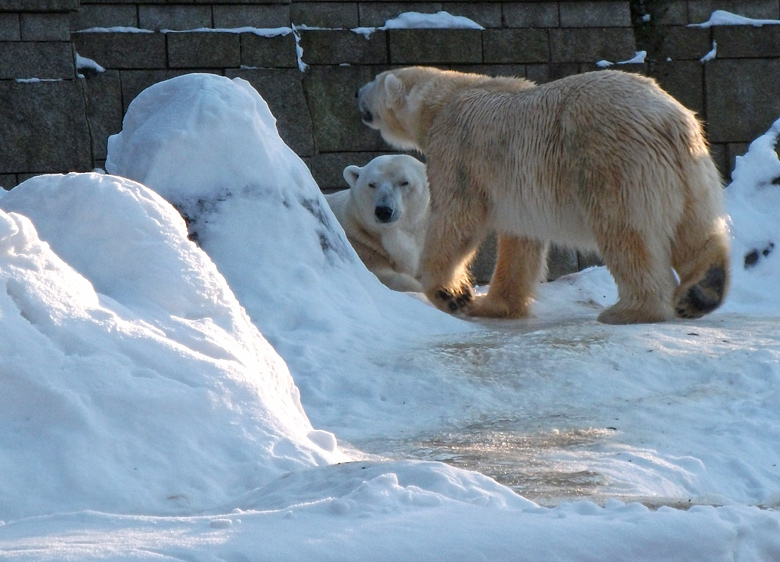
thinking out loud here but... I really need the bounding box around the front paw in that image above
[467,294,531,319]
[429,286,474,314]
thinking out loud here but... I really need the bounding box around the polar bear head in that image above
[342,154,429,230]
[357,66,493,152]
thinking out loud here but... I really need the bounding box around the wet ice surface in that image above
[351,313,780,509]
[364,419,614,507]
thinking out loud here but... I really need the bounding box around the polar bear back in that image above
[425,71,704,248]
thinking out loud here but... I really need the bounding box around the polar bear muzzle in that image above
[357,84,374,125]
[374,204,395,223]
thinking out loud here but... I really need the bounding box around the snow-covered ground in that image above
[1,68,779,560]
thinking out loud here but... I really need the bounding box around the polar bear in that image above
[325,154,430,292]
[357,67,730,324]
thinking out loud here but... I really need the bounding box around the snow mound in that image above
[0,172,344,520]
[105,73,470,430]
[721,116,780,313]
[105,73,463,341]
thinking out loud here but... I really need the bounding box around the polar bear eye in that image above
[400,181,409,187]
[368,183,377,189]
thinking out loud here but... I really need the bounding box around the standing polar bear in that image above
[325,154,430,292]
[357,67,730,324]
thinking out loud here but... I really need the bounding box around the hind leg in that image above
[671,204,730,318]
[596,226,677,324]
[469,235,548,318]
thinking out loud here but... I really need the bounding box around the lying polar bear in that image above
[326,154,430,292]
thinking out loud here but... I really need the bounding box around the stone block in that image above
[0,0,78,12]
[714,26,780,58]
[446,3,501,29]
[291,2,359,29]
[559,1,632,27]
[726,142,750,179]
[138,5,212,31]
[80,69,124,160]
[547,245,579,281]
[651,26,711,61]
[309,151,390,192]
[193,0,289,4]
[119,69,191,111]
[578,251,603,271]
[503,2,559,28]
[648,60,704,114]
[454,63,527,78]
[389,29,482,64]
[298,29,387,65]
[647,0,688,25]
[304,65,387,153]
[241,31,297,68]
[708,142,728,178]
[358,3,439,28]
[167,31,241,68]
[483,29,549,64]
[78,0,148,4]
[70,4,138,31]
[226,68,314,156]
[549,28,636,63]
[0,80,91,173]
[688,0,779,23]
[706,58,780,143]
[526,62,580,83]
[73,31,167,69]
[0,175,18,190]
[0,13,19,40]
[0,41,73,79]
[21,12,69,40]
[213,4,290,28]
[582,60,646,73]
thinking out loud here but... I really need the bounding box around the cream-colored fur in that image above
[325,154,430,292]
[357,67,730,323]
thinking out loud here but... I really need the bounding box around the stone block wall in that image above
[2,0,780,280]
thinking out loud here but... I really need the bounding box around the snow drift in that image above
[105,72,469,432]
[0,172,344,520]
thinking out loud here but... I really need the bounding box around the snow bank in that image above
[0,172,344,520]
[105,73,470,433]
[105,74,462,341]
[720,116,780,313]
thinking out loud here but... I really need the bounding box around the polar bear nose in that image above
[375,205,395,223]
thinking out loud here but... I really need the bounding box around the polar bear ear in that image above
[343,165,362,188]
[384,74,406,107]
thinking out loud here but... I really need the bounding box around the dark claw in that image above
[436,289,452,301]
[434,286,473,314]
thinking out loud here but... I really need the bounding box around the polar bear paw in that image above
[467,294,532,319]
[430,286,474,314]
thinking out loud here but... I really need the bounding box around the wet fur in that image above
[357,67,730,323]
